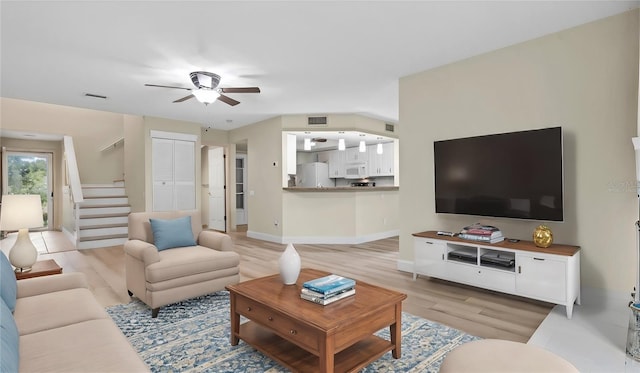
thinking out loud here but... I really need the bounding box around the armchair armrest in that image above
[124,239,161,264]
[17,272,88,299]
[198,230,234,252]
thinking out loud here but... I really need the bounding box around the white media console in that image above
[413,231,581,319]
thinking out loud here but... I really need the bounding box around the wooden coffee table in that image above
[226,268,407,373]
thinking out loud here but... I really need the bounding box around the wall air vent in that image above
[385,123,395,132]
[307,116,328,126]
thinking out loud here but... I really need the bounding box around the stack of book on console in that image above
[301,274,356,305]
[458,223,505,244]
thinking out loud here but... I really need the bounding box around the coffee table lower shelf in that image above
[238,321,394,373]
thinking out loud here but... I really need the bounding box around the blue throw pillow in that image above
[0,298,19,373]
[149,216,197,251]
[0,252,17,312]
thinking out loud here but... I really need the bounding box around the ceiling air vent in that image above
[385,123,395,132]
[307,116,328,126]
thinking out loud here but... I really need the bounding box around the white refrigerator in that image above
[296,162,333,188]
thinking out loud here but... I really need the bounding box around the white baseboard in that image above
[246,229,400,245]
[62,227,77,248]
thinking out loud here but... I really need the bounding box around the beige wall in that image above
[123,115,145,212]
[282,190,398,241]
[229,116,284,238]
[399,10,639,293]
[1,98,125,184]
[281,113,395,137]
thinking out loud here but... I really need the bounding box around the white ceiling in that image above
[1,1,638,131]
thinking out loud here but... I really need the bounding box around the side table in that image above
[15,259,62,280]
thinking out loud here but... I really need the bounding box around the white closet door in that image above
[152,138,175,211]
[151,133,196,212]
[173,139,195,210]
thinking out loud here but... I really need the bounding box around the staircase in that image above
[76,183,130,250]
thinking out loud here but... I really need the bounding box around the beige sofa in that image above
[124,210,240,317]
[10,271,148,372]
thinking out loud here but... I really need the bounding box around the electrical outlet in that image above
[274,219,279,227]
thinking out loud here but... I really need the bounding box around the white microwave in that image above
[345,162,368,179]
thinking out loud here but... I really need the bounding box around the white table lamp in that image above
[0,195,43,272]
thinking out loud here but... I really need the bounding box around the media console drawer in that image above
[412,231,580,319]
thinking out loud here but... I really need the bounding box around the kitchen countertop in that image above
[283,186,399,192]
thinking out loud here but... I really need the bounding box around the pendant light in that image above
[338,138,345,151]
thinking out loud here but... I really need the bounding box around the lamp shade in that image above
[192,89,220,104]
[0,195,43,230]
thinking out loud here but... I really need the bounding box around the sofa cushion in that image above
[149,216,197,250]
[14,288,110,335]
[0,251,17,312]
[19,319,148,372]
[146,246,240,283]
[0,298,19,373]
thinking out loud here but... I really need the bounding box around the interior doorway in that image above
[2,151,53,230]
[208,147,226,232]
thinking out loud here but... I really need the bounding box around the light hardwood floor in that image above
[2,230,553,343]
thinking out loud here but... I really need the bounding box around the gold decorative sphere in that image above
[533,225,553,248]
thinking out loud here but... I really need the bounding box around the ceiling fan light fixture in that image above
[192,89,220,104]
[190,71,221,89]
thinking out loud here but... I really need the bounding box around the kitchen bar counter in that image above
[283,186,399,192]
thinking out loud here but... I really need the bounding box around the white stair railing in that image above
[63,136,84,247]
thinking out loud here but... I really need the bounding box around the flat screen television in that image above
[434,127,563,221]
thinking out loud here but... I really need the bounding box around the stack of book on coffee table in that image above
[301,274,356,305]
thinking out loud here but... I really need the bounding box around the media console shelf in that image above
[412,231,581,319]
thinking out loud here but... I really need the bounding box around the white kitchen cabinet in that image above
[368,143,394,177]
[413,231,580,318]
[345,147,367,163]
[318,150,345,178]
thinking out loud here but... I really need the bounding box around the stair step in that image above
[79,206,131,216]
[80,223,128,230]
[80,197,128,205]
[80,203,130,209]
[82,187,126,198]
[79,226,128,238]
[77,236,128,250]
[79,215,128,227]
[79,233,128,242]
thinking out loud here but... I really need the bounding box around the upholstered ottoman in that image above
[439,339,579,373]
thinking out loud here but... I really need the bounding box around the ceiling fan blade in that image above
[217,94,240,106]
[145,84,192,91]
[173,94,194,103]
[219,87,261,94]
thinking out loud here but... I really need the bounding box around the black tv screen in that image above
[434,127,563,221]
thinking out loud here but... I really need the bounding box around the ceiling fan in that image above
[145,71,260,106]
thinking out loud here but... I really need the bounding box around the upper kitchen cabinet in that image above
[345,146,368,163]
[318,150,346,178]
[368,142,395,177]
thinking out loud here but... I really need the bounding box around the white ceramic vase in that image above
[279,243,301,285]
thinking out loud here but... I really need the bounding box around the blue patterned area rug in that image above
[106,291,479,372]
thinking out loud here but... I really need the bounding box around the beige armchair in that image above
[124,210,240,317]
